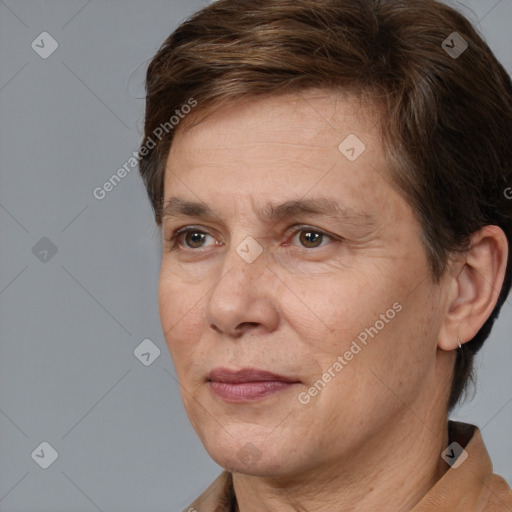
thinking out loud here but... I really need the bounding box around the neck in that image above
[232,409,450,512]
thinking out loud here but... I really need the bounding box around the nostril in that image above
[239,322,259,328]
[235,322,260,334]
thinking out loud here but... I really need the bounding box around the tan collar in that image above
[412,421,512,511]
[185,421,512,512]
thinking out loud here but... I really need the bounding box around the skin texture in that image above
[158,91,508,511]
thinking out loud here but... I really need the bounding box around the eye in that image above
[168,228,221,250]
[166,225,336,252]
[288,227,334,249]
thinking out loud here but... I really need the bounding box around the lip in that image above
[207,367,300,403]
[208,367,298,383]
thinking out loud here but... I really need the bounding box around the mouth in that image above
[207,367,301,403]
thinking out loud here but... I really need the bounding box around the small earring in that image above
[457,337,462,349]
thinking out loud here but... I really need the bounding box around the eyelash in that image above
[166,225,337,252]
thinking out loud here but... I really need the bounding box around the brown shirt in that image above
[183,421,512,512]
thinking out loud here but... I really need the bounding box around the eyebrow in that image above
[161,196,374,225]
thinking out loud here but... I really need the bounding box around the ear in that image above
[438,225,509,351]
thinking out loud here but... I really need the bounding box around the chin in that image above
[219,455,291,477]
[203,432,302,477]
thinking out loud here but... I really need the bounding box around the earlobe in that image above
[437,225,508,352]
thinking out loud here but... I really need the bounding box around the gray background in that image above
[0,0,510,510]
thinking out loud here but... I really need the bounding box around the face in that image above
[158,91,448,478]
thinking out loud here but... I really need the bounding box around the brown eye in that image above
[184,231,208,248]
[297,230,326,248]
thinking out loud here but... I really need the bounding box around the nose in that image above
[204,244,280,338]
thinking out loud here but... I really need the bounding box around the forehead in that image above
[164,90,393,216]
[169,90,381,159]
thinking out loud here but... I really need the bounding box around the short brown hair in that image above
[139,0,512,411]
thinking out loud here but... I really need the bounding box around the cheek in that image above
[283,271,391,354]
[346,282,443,402]
[158,272,204,361]
[158,260,206,322]
[294,268,435,377]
